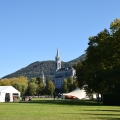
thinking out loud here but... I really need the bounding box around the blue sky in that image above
[0,0,120,78]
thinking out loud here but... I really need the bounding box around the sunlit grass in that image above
[0,98,120,120]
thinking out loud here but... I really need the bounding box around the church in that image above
[54,48,76,89]
[42,70,46,86]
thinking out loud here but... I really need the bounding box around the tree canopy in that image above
[76,18,120,96]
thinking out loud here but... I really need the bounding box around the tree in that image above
[63,78,68,93]
[109,18,120,93]
[21,84,27,96]
[36,76,43,84]
[46,80,55,95]
[27,83,37,96]
[12,82,27,96]
[83,18,120,98]
[110,18,120,33]
[85,29,112,98]
[29,78,37,84]
[0,79,11,86]
[75,61,86,88]
[72,80,78,89]
[67,76,74,92]
[10,76,28,85]
[45,76,50,85]
[36,83,44,95]
[12,82,22,93]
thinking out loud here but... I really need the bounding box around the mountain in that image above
[2,54,86,79]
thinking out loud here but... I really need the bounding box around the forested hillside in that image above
[2,54,85,80]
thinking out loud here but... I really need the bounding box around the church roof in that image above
[0,86,20,93]
[57,67,74,71]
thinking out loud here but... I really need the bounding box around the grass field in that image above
[0,98,120,120]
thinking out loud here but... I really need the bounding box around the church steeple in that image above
[42,70,46,86]
[56,48,59,58]
[55,48,61,71]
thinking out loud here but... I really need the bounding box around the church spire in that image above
[56,48,59,58]
[42,70,46,86]
[42,70,44,78]
[55,48,61,71]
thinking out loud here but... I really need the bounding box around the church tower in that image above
[55,48,61,71]
[42,70,46,86]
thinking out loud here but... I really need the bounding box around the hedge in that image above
[103,94,120,106]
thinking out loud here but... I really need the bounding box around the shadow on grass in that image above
[105,118,120,120]
[93,117,120,120]
[63,112,120,120]
[20,99,103,106]
[84,109,120,112]
[63,112,120,116]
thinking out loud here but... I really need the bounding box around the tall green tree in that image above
[85,28,114,98]
[36,76,43,84]
[0,79,11,86]
[84,18,120,97]
[27,83,37,96]
[21,84,27,96]
[72,80,78,89]
[12,82,27,96]
[12,83,22,93]
[67,76,74,92]
[63,78,68,93]
[36,83,44,95]
[45,76,50,86]
[29,78,37,84]
[75,61,86,88]
[46,80,55,95]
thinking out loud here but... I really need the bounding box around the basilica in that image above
[54,49,76,89]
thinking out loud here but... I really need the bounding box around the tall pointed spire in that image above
[56,48,59,57]
[55,48,61,71]
[42,70,46,86]
[42,70,44,78]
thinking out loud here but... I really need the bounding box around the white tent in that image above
[0,86,20,102]
[62,87,89,100]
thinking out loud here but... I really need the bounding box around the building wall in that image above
[54,67,76,89]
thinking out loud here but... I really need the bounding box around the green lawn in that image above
[0,98,120,120]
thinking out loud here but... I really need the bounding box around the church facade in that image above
[54,48,76,89]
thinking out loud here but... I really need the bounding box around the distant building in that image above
[42,70,46,86]
[54,48,76,89]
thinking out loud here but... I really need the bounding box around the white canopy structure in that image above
[0,86,20,102]
[62,87,89,100]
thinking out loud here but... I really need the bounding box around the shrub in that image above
[103,94,120,106]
